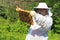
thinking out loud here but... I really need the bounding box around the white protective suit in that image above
[26,2,53,40]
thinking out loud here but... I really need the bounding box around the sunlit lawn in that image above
[48,31,60,40]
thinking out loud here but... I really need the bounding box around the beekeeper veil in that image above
[34,2,53,16]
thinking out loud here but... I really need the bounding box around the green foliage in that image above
[0,32,26,40]
[0,6,7,19]
[0,5,30,40]
[0,18,29,40]
[25,2,39,10]
[52,3,60,33]
[6,6,18,22]
[48,31,60,40]
[0,0,60,40]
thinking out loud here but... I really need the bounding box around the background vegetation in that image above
[0,0,60,40]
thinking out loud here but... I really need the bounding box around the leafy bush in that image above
[0,0,60,40]
[0,6,29,40]
[0,6,7,19]
[52,3,60,33]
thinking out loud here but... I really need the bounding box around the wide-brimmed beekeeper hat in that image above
[34,2,53,16]
[34,2,49,9]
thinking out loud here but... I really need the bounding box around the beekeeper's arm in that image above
[30,17,47,30]
[30,17,53,31]
[41,17,53,31]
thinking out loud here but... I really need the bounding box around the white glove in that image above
[35,14,46,26]
[30,11,37,17]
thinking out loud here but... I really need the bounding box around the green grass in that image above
[0,17,60,40]
[48,31,60,40]
[0,32,26,40]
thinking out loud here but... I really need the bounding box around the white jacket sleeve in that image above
[30,24,41,30]
[30,15,46,30]
[41,17,53,31]
[30,17,53,31]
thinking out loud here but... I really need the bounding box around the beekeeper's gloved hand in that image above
[30,11,37,17]
[35,14,46,26]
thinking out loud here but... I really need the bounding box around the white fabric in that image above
[34,2,53,16]
[30,13,47,30]
[26,34,48,40]
[34,2,49,9]
[26,13,53,40]
[48,9,53,16]
[26,2,53,40]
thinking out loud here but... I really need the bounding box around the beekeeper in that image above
[26,2,53,40]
